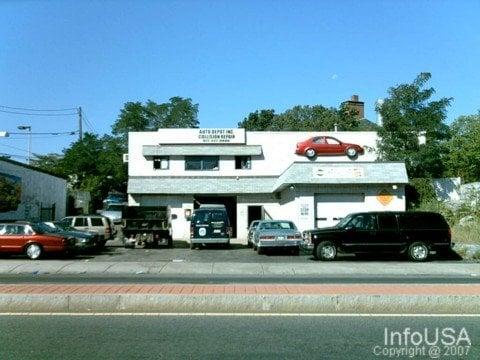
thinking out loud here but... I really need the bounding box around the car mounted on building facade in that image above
[295,136,364,159]
[307,211,452,262]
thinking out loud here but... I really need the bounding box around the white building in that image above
[127,129,408,242]
[0,158,67,221]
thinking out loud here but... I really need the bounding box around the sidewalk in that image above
[0,260,479,276]
[1,283,479,314]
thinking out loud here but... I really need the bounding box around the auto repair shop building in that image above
[127,128,408,242]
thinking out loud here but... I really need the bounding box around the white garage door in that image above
[314,193,365,228]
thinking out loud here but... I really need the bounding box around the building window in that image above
[153,156,169,170]
[185,156,219,171]
[235,156,251,170]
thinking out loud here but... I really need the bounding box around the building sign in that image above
[156,128,246,144]
[377,189,394,206]
[312,167,365,179]
[198,129,244,143]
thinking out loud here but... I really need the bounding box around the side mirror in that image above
[345,225,355,232]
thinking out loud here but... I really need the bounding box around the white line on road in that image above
[0,313,480,317]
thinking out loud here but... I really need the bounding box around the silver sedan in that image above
[253,220,302,255]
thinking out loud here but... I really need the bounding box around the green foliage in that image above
[238,103,360,131]
[32,134,127,211]
[377,73,452,178]
[112,97,199,141]
[237,109,275,131]
[446,113,480,183]
[405,178,437,209]
[0,176,21,212]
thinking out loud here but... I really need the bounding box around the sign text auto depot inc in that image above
[198,129,238,143]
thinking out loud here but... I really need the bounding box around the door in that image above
[73,217,89,231]
[342,213,377,253]
[0,224,25,253]
[315,193,365,228]
[375,213,402,251]
[247,206,263,227]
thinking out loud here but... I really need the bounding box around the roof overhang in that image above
[142,145,262,157]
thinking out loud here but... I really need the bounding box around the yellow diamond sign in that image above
[377,189,394,206]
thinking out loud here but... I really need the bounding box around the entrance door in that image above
[247,206,263,227]
[194,196,237,238]
[314,193,365,228]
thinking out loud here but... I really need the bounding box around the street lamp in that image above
[0,131,9,137]
[17,125,32,165]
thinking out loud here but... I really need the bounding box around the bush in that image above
[406,178,437,209]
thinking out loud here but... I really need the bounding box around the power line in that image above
[0,105,77,112]
[0,143,29,153]
[7,130,78,135]
[0,109,77,116]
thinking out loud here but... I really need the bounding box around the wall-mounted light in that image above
[184,209,192,219]
[392,185,398,190]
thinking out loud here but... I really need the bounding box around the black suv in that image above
[308,212,451,262]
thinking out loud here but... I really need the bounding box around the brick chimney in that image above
[343,94,364,119]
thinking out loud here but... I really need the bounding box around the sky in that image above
[1,0,479,161]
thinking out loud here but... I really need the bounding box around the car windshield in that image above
[54,222,76,231]
[335,214,354,228]
[30,223,51,234]
[260,221,296,230]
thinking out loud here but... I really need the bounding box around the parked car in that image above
[308,211,452,262]
[0,222,75,259]
[102,193,127,207]
[60,215,115,247]
[247,220,261,247]
[99,203,126,224]
[252,220,303,255]
[42,222,100,251]
[190,204,232,249]
[295,136,364,159]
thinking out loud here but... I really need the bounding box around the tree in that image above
[377,73,452,178]
[237,109,276,130]
[446,113,480,183]
[112,97,199,141]
[0,176,21,212]
[238,104,359,131]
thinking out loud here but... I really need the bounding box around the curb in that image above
[1,293,480,314]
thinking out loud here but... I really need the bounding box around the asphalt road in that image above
[0,240,463,263]
[0,315,478,359]
[1,273,480,284]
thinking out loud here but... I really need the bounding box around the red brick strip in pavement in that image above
[0,284,480,296]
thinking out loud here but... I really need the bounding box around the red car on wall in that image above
[0,222,75,259]
[295,136,364,159]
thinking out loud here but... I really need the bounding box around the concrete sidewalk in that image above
[0,260,479,277]
[1,283,479,314]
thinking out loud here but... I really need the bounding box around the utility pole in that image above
[78,106,83,141]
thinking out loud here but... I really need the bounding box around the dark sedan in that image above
[42,222,99,251]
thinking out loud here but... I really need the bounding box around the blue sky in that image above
[1,0,479,161]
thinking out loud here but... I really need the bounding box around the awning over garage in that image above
[142,145,263,157]
[273,162,408,192]
[128,176,276,194]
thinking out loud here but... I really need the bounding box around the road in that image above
[0,315,478,359]
[1,273,480,284]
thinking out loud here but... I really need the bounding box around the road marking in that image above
[0,313,479,317]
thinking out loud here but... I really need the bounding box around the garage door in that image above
[314,193,365,228]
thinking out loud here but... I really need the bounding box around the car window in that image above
[378,214,397,230]
[349,214,375,230]
[90,218,104,227]
[73,218,86,227]
[312,137,326,144]
[261,221,295,230]
[326,137,341,145]
[193,210,226,223]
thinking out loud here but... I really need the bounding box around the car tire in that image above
[314,241,337,261]
[190,242,196,250]
[408,242,429,262]
[346,147,358,159]
[291,246,300,256]
[257,246,263,255]
[25,243,43,260]
[305,148,316,159]
[253,244,257,251]
[247,240,252,248]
